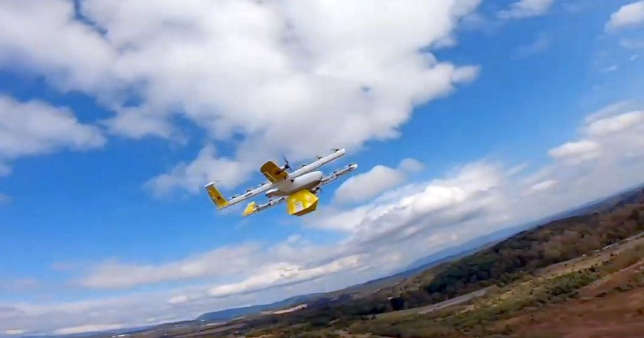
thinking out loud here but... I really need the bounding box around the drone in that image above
[205,148,357,216]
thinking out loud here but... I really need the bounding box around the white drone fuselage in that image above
[266,171,323,197]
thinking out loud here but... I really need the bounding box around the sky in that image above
[1,0,644,335]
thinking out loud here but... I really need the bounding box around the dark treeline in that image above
[332,189,644,314]
[421,189,644,303]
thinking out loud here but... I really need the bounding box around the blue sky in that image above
[1,0,644,335]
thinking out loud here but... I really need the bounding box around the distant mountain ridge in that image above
[197,293,326,322]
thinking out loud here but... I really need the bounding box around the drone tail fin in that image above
[260,161,289,182]
[205,182,229,209]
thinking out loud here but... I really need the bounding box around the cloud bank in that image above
[0,0,482,194]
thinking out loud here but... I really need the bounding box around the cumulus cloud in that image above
[316,163,506,234]
[53,324,123,335]
[3,329,25,336]
[586,110,644,136]
[549,109,644,165]
[548,140,601,163]
[585,101,633,121]
[208,255,361,298]
[605,1,644,31]
[145,145,251,197]
[528,179,558,193]
[0,96,105,173]
[334,158,424,204]
[498,0,555,19]
[399,158,425,173]
[0,1,116,91]
[80,244,263,289]
[450,65,481,83]
[0,0,481,193]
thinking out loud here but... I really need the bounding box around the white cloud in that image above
[145,144,251,196]
[334,158,424,204]
[0,96,105,173]
[600,64,619,73]
[549,108,644,165]
[80,244,263,289]
[548,140,600,163]
[585,100,636,122]
[318,162,505,234]
[605,1,644,31]
[335,165,406,204]
[53,324,123,335]
[318,103,644,243]
[167,295,189,305]
[102,107,176,140]
[0,296,193,336]
[0,193,10,204]
[451,65,481,83]
[0,1,116,91]
[586,110,644,136]
[528,179,558,193]
[208,255,361,298]
[399,158,425,173]
[3,329,25,336]
[0,0,481,194]
[498,0,555,19]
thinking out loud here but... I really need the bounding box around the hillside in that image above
[121,187,644,337]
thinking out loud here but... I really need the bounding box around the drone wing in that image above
[289,148,346,177]
[204,181,273,209]
[320,163,358,187]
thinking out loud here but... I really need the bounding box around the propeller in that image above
[282,155,291,170]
